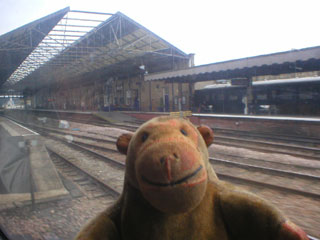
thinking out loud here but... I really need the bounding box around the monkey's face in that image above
[117,117,214,213]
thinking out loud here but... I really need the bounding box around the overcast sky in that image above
[1,0,319,65]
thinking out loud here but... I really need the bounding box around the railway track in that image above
[41,128,320,238]
[43,125,320,173]
[41,126,320,200]
[214,128,320,148]
[51,115,139,132]
[49,150,120,198]
[112,119,320,160]
[210,158,320,199]
[4,115,320,179]
[212,151,320,176]
[87,119,320,160]
[3,116,320,238]
[6,114,320,161]
[6,114,318,201]
[214,134,320,160]
[45,138,124,195]
[47,126,320,175]
[43,119,320,160]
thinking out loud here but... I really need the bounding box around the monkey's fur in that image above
[75,116,308,240]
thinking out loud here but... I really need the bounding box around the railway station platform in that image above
[0,116,68,209]
[3,108,320,140]
[125,111,320,139]
[94,111,143,124]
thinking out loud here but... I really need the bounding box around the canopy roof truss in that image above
[5,10,112,85]
[0,7,70,87]
[0,8,188,90]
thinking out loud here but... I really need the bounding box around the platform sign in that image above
[170,111,192,117]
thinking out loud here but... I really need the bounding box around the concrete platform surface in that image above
[0,117,69,208]
[94,111,142,123]
[0,117,38,136]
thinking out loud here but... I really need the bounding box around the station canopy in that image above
[0,7,189,91]
[145,46,320,83]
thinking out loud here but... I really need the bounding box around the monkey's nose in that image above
[159,153,179,181]
[160,153,179,165]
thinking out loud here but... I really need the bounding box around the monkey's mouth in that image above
[141,165,203,187]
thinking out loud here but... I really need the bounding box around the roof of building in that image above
[254,76,320,86]
[0,7,69,88]
[201,76,320,90]
[145,46,320,82]
[0,8,189,91]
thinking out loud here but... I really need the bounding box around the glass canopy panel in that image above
[7,10,112,85]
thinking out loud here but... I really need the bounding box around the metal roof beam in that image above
[69,10,113,15]
[33,28,68,47]
[0,47,33,51]
[62,17,104,22]
[47,34,83,37]
[0,35,33,49]
[56,24,96,28]
[42,39,75,42]
[51,29,89,33]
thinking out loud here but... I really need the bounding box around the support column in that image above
[178,82,183,112]
[149,81,152,112]
[245,77,253,115]
[188,81,193,111]
[171,80,175,111]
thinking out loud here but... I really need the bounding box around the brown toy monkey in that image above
[75,116,309,240]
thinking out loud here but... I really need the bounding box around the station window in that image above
[229,95,238,101]
[278,91,293,100]
[299,91,313,100]
[257,94,267,100]
[182,96,186,105]
[126,90,131,105]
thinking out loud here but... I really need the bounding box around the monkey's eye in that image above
[141,132,149,142]
[180,129,188,136]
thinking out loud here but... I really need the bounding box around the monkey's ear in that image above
[116,133,133,155]
[197,125,214,147]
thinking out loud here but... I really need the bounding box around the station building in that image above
[1,7,320,114]
[0,7,194,112]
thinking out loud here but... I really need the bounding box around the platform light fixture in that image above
[139,65,145,70]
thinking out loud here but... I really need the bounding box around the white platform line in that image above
[8,119,39,135]
[192,113,320,122]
